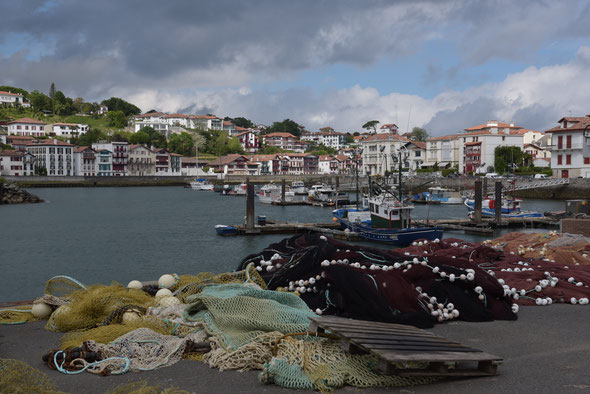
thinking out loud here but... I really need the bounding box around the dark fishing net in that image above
[237,234,517,328]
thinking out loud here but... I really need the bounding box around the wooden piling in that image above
[495,181,502,224]
[281,178,286,204]
[474,180,482,224]
[246,178,255,229]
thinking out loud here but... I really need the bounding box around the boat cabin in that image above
[368,196,413,229]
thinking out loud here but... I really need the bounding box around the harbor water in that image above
[0,187,563,302]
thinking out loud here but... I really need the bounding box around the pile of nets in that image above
[396,232,590,306]
[237,233,518,328]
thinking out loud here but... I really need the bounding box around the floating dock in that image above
[233,221,360,241]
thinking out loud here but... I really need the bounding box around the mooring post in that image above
[0,182,4,202]
[335,176,339,188]
[474,179,482,224]
[495,181,502,224]
[281,178,286,204]
[246,177,255,229]
[483,177,488,196]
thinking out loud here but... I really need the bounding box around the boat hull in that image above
[333,214,443,246]
[215,225,238,236]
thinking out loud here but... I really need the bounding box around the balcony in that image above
[551,144,583,150]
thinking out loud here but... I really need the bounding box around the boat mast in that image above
[398,149,402,202]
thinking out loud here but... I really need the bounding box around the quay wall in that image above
[4,175,590,199]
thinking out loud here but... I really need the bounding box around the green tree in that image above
[49,83,55,101]
[411,127,429,141]
[106,110,128,129]
[75,128,109,146]
[231,117,254,128]
[169,132,195,156]
[128,131,151,145]
[266,119,303,138]
[362,120,379,133]
[29,90,52,112]
[101,97,141,116]
[257,145,285,154]
[495,146,523,172]
[307,143,338,156]
[345,133,354,144]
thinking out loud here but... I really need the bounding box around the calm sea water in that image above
[0,187,563,302]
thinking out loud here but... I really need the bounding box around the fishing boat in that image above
[189,178,214,191]
[333,194,444,246]
[291,180,308,194]
[308,184,347,205]
[258,184,298,204]
[464,196,543,218]
[412,187,463,204]
[222,183,247,196]
[215,224,238,236]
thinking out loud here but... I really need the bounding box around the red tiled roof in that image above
[235,126,250,131]
[162,113,189,118]
[53,123,78,127]
[134,112,165,118]
[26,139,73,147]
[465,121,522,131]
[208,154,249,166]
[363,133,409,142]
[545,116,590,133]
[318,155,335,161]
[461,130,510,136]
[407,141,426,149]
[465,141,482,146]
[248,154,278,161]
[380,123,397,129]
[263,132,297,139]
[0,149,26,157]
[190,115,218,119]
[8,117,46,125]
[0,91,23,97]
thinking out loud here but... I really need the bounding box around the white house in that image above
[424,134,461,169]
[402,141,427,170]
[0,150,35,176]
[6,117,46,137]
[378,123,399,134]
[188,115,223,130]
[545,115,590,178]
[128,144,155,176]
[361,133,409,175]
[96,149,113,176]
[459,121,525,174]
[25,139,74,176]
[162,113,190,127]
[235,129,259,153]
[52,123,89,138]
[132,112,170,134]
[73,146,98,176]
[318,155,339,174]
[0,90,28,107]
[92,141,129,176]
[263,132,309,152]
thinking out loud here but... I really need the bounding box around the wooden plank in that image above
[333,332,466,346]
[316,324,443,339]
[351,338,472,349]
[359,343,480,352]
[377,350,501,363]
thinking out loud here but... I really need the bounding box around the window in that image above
[557,155,562,165]
[584,158,590,165]
[566,135,572,149]
[566,155,571,165]
[558,135,563,149]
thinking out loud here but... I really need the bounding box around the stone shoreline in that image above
[0,182,43,204]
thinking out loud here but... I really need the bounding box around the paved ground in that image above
[1,305,589,393]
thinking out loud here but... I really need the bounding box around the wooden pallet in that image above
[309,315,502,377]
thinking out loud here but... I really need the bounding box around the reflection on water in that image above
[0,187,564,301]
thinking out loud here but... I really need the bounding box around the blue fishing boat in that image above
[215,224,238,236]
[332,194,443,246]
[464,197,543,218]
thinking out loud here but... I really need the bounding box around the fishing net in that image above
[46,284,157,332]
[398,233,590,306]
[184,283,315,351]
[173,264,267,303]
[106,380,189,394]
[259,335,441,391]
[147,304,204,337]
[203,331,283,371]
[44,275,87,297]
[81,328,208,374]
[60,316,172,349]
[237,234,517,327]
[0,305,38,325]
[0,359,65,394]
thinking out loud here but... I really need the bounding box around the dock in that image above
[413,216,560,235]
[233,221,360,241]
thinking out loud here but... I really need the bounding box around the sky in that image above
[1,0,589,136]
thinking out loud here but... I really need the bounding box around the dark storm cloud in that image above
[423,97,504,135]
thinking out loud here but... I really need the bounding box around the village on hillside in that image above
[1,88,589,179]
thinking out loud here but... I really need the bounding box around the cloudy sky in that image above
[1,0,589,135]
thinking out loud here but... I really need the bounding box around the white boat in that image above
[189,179,214,191]
[291,181,308,194]
[426,187,463,204]
[464,196,543,218]
[308,184,335,202]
